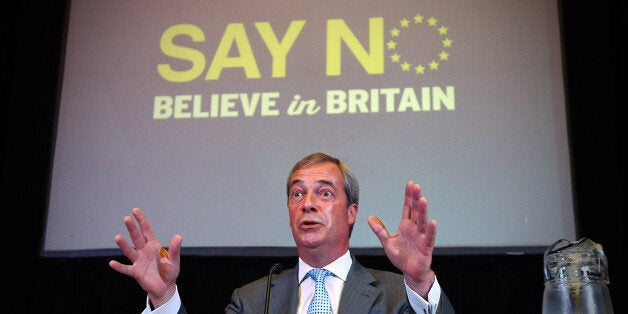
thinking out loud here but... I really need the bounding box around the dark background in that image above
[3,1,625,313]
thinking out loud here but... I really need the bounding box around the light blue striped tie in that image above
[307,268,333,314]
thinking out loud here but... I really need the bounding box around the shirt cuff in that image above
[405,276,442,314]
[141,285,181,314]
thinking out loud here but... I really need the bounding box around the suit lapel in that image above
[338,259,381,313]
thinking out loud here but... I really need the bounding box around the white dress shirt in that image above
[141,285,181,314]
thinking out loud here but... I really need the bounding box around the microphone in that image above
[264,263,283,314]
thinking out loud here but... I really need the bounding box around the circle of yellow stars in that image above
[387,14,453,75]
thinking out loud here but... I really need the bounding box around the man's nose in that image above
[302,192,317,212]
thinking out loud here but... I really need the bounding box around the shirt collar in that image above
[298,250,352,283]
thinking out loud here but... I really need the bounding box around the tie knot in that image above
[308,268,332,283]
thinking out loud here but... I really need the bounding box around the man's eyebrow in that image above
[288,179,336,189]
[289,179,304,188]
[317,179,335,189]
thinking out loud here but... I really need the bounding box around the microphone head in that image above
[270,263,283,274]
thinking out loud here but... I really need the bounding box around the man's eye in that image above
[321,190,333,197]
[291,191,303,197]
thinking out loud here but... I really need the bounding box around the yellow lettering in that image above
[370,89,380,113]
[220,94,239,117]
[210,94,219,117]
[398,87,421,112]
[260,92,280,116]
[174,95,193,118]
[380,88,400,112]
[347,89,370,113]
[255,21,306,78]
[157,24,206,82]
[206,23,260,80]
[326,18,384,76]
[192,94,209,118]
[153,96,173,119]
[433,86,456,110]
[421,87,431,111]
[326,90,347,114]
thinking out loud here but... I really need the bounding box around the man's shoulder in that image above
[235,266,296,292]
[237,275,267,290]
[349,258,405,289]
[364,267,404,280]
[351,257,403,280]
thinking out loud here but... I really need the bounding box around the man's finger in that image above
[134,207,158,242]
[167,234,183,264]
[125,215,146,249]
[367,215,390,244]
[402,181,413,220]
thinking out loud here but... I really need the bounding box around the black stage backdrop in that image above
[3,1,625,313]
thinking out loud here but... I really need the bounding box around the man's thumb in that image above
[367,215,390,243]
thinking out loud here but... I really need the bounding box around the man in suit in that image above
[110,152,454,313]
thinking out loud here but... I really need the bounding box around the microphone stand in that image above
[264,263,283,314]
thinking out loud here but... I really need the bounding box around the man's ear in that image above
[347,203,358,224]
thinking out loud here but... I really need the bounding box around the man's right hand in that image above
[109,207,182,308]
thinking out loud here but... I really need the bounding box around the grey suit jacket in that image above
[222,256,454,314]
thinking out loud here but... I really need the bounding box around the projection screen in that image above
[43,0,575,257]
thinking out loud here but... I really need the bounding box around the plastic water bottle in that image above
[542,238,614,314]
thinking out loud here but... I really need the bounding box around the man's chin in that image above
[295,233,325,249]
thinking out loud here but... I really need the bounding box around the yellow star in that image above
[387,13,453,75]
[415,64,426,74]
[429,60,439,70]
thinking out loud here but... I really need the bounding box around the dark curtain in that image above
[4,0,625,313]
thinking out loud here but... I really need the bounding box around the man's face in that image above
[287,162,357,257]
